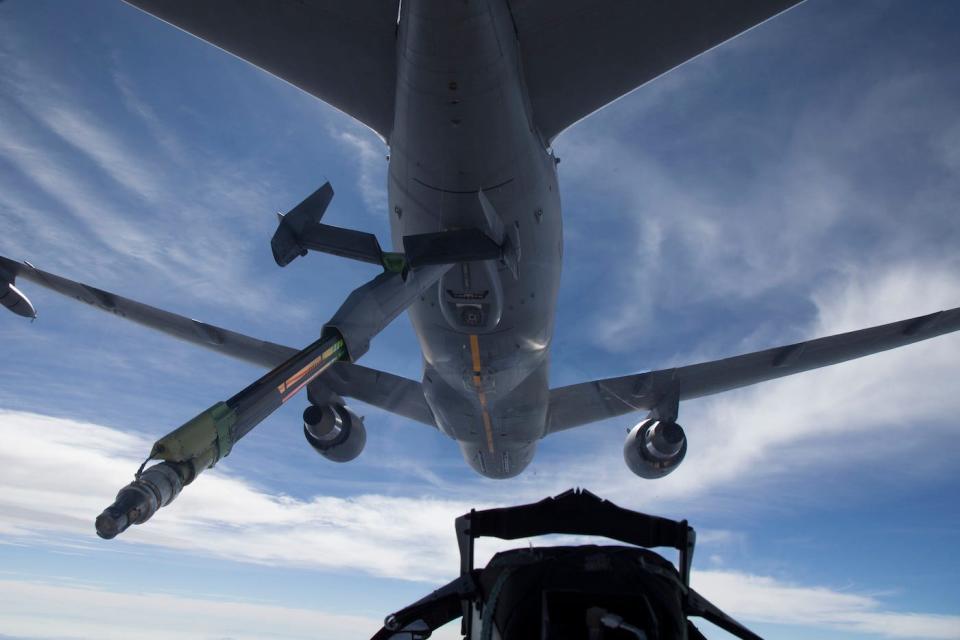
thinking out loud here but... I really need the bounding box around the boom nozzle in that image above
[95,461,187,539]
[95,486,146,539]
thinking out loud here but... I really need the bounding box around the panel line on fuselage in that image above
[412,176,515,195]
[469,334,496,453]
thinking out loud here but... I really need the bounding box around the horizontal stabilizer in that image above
[272,182,390,269]
[548,306,960,433]
[272,182,334,266]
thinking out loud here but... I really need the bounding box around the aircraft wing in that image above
[320,360,437,428]
[510,0,804,142]
[123,0,399,139]
[0,256,436,427]
[547,307,960,433]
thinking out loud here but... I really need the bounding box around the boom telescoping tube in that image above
[95,330,347,539]
[95,263,451,539]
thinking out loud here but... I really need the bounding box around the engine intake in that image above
[303,404,366,462]
[623,419,687,479]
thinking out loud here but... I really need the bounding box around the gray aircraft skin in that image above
[4,0,960,487]
[392,0,561,477]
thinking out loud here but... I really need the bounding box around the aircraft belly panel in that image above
[427,360,548,478]
[387,0,562,477]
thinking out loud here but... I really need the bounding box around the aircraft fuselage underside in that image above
[389,0,562,477]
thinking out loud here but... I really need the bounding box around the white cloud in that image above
[332,127,388,216]
[556,120,857,350]
[695,571,960,640]
[2,408,958,639]
[671,260,960,500]
[0,110,170,274]
[0,578,378,640]
[0,410,473,582]
[29,101,168,204]
[110,67,191,166]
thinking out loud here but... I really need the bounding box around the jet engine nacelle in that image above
[623,418,687,479]
[303,404,366,463]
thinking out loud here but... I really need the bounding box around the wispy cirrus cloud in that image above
[554,33,960,353]
[0,22,310,323]
[331,126,389,216]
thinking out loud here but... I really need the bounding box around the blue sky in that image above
[1,1,959,638]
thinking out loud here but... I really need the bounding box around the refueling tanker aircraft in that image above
[2,0,959,540]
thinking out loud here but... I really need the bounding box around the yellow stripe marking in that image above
[480,409,494,452]
[469,334,495,454]
[469,334,482,372]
